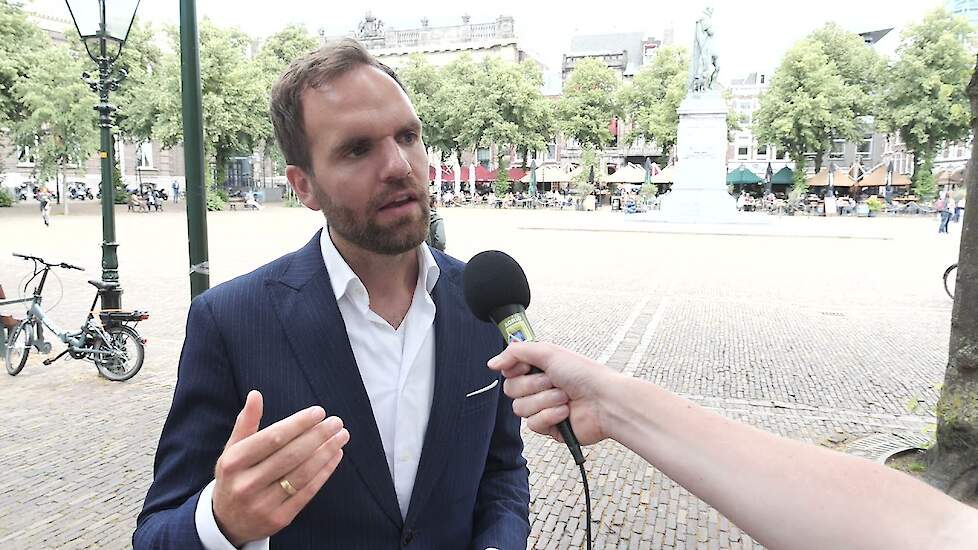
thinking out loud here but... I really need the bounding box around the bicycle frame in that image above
[22,267,114,359]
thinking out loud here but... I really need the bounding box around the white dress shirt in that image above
[195,227,439,549]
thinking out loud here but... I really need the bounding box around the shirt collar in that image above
[319,226,440,303]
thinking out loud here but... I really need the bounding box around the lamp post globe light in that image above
[65,0,140,311]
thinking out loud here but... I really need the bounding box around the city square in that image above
[2,0,977,547]
[0,202,962,548]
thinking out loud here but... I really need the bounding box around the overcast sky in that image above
[37,0,946,82]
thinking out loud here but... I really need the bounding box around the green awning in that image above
[727,166,762,185]
[771,166,794,185]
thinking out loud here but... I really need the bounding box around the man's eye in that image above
[349,145,369,157]
[402,132,418,144]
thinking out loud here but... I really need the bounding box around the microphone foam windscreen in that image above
[463,250,531,321]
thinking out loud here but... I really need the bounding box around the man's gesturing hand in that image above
[212,391,350,546]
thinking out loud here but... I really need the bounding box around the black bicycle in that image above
[4,253,149,380]
[944,263,958,299]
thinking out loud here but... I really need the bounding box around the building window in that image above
[829,139,846,160]
[857,135,872,161]
[546,142,557,161]
[137,141,154,169]
[756,145,768,160]
[477,147,491,167]
[775,148,787,160]
[737,146,749,159]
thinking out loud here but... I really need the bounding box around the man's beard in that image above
[314,182,430,255]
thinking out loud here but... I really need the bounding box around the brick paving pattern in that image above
[0,202,962,548]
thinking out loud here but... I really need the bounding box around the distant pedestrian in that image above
[426,195,446,251]
[171,180,179,204]
[38,186,51,226]
[937,197,951,234]
[957,195,966,222]
[0,284,23,330]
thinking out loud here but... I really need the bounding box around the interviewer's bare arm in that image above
[488,342,978,550]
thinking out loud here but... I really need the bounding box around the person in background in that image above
[938,196,952,234]
[425,195,446,251]
[0,285,22,330]
[37,185,51,226]
[172,180,180,204]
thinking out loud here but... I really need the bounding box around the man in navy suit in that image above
[134,38,530,549]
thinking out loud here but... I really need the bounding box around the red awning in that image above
[487,166,528,183]
[427,164,456,182]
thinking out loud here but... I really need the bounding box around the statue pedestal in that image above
[658,91,737,223]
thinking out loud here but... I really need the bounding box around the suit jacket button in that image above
[402,528,415,545]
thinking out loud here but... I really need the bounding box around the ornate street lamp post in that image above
[65,0,140,310]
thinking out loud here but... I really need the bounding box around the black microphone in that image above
[463,250,585,466]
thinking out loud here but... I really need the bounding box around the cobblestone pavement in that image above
[0,201,963,548]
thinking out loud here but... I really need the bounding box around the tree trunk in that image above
[925,57,978,501]
[813,152,824,174]
[214,149,228,190]
[911,151,925,187]
[59,164,68,216]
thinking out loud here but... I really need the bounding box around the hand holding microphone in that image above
[487,341,620,447]
[463,250,586,465]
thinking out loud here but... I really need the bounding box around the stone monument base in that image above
[657,90,739,223]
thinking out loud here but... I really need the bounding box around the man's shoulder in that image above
[430,248,464,282]
[194,248,305,310]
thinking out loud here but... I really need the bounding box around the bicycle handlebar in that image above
[12,253,85,271]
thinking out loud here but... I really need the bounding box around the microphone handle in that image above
[491,305,586,466]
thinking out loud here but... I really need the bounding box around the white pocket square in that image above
[465,379,499,398]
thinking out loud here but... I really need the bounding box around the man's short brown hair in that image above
[269,38,406,174]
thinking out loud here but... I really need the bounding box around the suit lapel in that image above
[404,258,471,525]
[267,232,403,528]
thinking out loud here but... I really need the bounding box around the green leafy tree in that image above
[12,44,98,198]
[881,8,973,200]
[479,58,555,167]
[429,54,483,166]
[808,23,885,118]
[402,55,554,170]
[756,24,884,190]
[400,54,455,162]
[493,156,510,196]
[107,21,164,143]
[0,0,46,132]
[556,58,620,150]
[571,146,601,198]
[153,20,268,187]
[755,38,855,189]
[619,46,689,158]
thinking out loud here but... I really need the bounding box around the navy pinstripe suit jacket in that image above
[133,231,530,549]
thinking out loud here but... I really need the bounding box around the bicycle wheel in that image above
[944,263,958,300]
[5,320,31,376]
[94,325,144,381]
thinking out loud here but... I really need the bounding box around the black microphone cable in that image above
[463,250,593,550]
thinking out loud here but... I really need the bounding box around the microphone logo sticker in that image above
[500,313,536,343]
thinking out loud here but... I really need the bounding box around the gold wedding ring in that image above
[279,478,297,497]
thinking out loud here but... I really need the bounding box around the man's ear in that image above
[285,165,322,211]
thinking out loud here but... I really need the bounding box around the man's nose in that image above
[378,138,412,183]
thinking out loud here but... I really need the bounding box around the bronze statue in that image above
[689,8,719,93]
